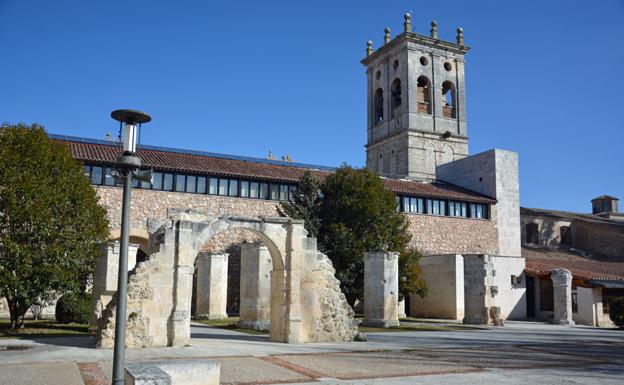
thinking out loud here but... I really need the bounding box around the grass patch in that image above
[193,317,268,335]
[0,319,94,339]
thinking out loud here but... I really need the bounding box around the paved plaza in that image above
[0,321,622,385]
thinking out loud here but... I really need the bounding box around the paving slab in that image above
[0,362,84,385]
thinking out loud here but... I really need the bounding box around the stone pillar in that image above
[91,241,139,324]
[363,252,399,327]
[463,254,495,325]
[195,252,229,320]
[238,243,272,330]
[551,268,575,325]
[398,299,407,319]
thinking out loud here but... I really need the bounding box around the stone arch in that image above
[439,144,455,165]
[424,141,437,176]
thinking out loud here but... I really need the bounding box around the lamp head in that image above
[111,109,151,154]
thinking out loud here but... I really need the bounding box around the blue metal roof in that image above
[48,133,336,172]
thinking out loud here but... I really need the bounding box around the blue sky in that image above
[1,1,623,213]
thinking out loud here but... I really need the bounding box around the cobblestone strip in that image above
[77,362,108,385]
[258,355,327,379]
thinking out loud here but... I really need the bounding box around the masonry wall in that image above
[490,256,526,320]
[571,220,624,258]
[520,215,572,247]
[410,255,464,319]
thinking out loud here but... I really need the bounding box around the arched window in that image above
[442,81,456,118]
[390,78,402,118]
[374,88,384,124]
[417,76,432,114]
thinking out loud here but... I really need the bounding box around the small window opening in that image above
[526,223,539,244]
[417,76,432,114]
[442,81,456,118]
[560,226,572,246]
[419,56,428,66]
[393,59,399,70]
[444,62,452,71]
[390,78,402,118]
[374,88,384,124]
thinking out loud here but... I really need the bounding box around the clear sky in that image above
[1,0,623,213]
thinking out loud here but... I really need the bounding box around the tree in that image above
[0,124,109,328]
[278,171,321,238]
[398,248,428,301]
[318,165,416,305]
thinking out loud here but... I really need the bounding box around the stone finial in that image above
[267,150,275,160]
[430,21,438,39]
[403,13,412,33]
[384,27,391,44]
[456,27,464,45]
[366,40,373,56]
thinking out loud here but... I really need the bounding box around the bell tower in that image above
[362,14,470,180]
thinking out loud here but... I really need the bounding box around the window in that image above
[449,201,467,217]
[259,183,269,199]
[104,167,116,186]
[470,203,487,219]
[140,178,151,189]
[374,88,384,124]
[560,226,572,246]
[91,166,103,185]
[240,181,249,198]
[83,165,91,179]
[403,197,425,213]
[442,81,456,118]
[288,185,298,201]
[218,179,228,195]
[427,199,446,215]
[250,182,259,198]
[270,183,280,200]
[152,172,163,190]
[185,175,196,193]
[526,223,539,244]
[175,175,185,192]
[539,278,554,311]
[197,176,207,194]
[280,185,289,201]
[390,78,402,118]
[209,178,218,195]
[416,76,432,114]
[228,179,238,196]
[163,173,174,191]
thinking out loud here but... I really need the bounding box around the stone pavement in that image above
[0,321,622,385]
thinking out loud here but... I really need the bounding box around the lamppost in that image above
[110,109,152,385]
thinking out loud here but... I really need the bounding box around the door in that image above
[526,276,536,318]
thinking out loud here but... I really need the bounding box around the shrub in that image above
[55,293,92,324]
[609,298,624,328]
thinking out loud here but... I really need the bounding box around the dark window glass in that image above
[218,179,228,195]
[140,176,151,189]
[152,172,163,190]
[163,173,174,191]
[279,185,289,201]
[229,179,239,196]
[270,184,279,200]
[175,175,185,192]
[132,178,139,188]
[259,183,269,199]
[540,278,554,311]
[240,181,250,197]
[197,176,207,194]
[186,175,196,193]
[209,178,218,195]
[83,165,91,179]
[249,182,259,198]
[91,166,103,185]
[104,167,115,186]
[289,185,298,201]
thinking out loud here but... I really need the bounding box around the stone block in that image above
[195,253,228,319]
[125,360,220,385]
[363,252,399,327]
[238,243,272,331]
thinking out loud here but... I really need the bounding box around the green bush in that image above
[55,293,92,324]
[609,298,624,328]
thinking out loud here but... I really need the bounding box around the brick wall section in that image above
[572,220,624,258]
[407,210,498,255]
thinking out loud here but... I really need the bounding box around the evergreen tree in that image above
[0,124,109,328]
[278,171,321,238]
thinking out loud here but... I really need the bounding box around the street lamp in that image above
[110,109,151,385]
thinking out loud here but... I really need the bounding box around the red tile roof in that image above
[54,135,496,204]
[523,247,624,281]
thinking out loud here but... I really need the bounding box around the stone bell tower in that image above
[362,14,469,180]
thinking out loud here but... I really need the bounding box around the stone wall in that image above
[520,215,571,247]
[407,213,498,256]
[571,220,624,258]
[410,255,464,319]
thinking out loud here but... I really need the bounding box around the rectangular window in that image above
[197,176,206,194]
[289,185,298,201]
[90,166,103,185]
[470,203,487,219]
[186,175,196,193]
[175,174,185,192]
[249,181,259,198]
[163,173,174,191]
[449,201,467,217]
[427,199,445,215]
[240,181,250,197]
[141,178,151,189]
[279,185,289,201]
[83,165,91,179]
[218,178,228,195]
[152,172,163,190]
[403,196,410,212]
[104,167,116,186]
[228,179,238,196]
[209,178,218,195]
[259,183,269,199]
[270,184,280,200]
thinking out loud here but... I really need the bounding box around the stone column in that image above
[363,252,399,327]
[238,243,272,330]
[463,254,495,325]
[551,268,575,325]
[398,299,407,319]
[195,252,229,320]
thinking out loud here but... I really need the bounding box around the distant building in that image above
[521,197,624,327]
